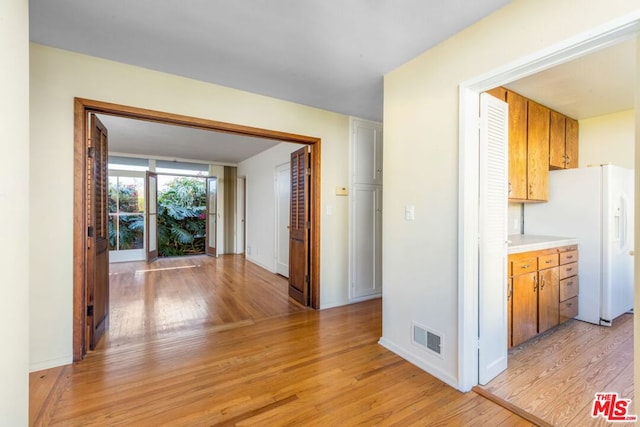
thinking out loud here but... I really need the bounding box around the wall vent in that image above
[412,322,443,358]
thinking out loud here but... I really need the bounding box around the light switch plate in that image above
[405,205,415,221]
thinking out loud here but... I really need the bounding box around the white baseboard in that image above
[30,355,72,373]
[378,337,460,391]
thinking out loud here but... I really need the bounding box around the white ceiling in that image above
[30,0,513,122]
[505,38,636,120]
[97,114,282,165]
[30,2,636,163]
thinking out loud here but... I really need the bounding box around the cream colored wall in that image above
[383,0,640,388]
[1,0,30,422]
[579,109,635,169]
[30,43,352,370]
[237,143,304,272]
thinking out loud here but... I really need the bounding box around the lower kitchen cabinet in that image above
[508,244,578,347]
[512,271,538,346]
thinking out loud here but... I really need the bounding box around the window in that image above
[108,175,145,252]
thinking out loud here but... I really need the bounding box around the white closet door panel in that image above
[352,185,382,299]
[478,93,509,385]
[352,119,383,185]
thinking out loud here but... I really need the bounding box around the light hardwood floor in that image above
[478,313,634,426]
[31,255,532,426]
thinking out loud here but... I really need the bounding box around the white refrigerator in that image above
[525,165,634,326]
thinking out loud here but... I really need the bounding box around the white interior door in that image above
[478,92,509,385]
[276,164,290,277]
[236,177,246,254]
[351,185,382,299]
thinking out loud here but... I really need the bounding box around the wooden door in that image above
[506,90,527,200]
[549,110,566,169]
[527,101,550,201]
[206,176,218,256]
[565,117,579,169]
[145,172,158,262]
[512,272,538,346]
[507,278,513,349]
[289,146,310,305]
[87,114,109,350]
[538,267,560,333]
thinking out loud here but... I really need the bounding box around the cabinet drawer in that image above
[560,276,579,301]
[511,257,537,275]
[560,250,578,265]
[559,296,578,323]
[559,262,578,280]
[538,254,559,269]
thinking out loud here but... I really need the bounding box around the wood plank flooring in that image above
[31,256,532,426]
[479,313,634,426]
[104,255,308,348]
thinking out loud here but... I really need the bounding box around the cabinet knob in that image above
[529,184,534,195]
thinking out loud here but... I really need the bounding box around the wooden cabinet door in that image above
[486,87,507,101]
[506,90,528,200]
[549,110,566,169]
[512,272,538,346]
[538,267,559,333]
[507,278,513,349]
[527,101,550,201]
[565,117,579,169]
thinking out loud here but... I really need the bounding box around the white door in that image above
[276,163,290,277]
[236,177,246,254]
[351,118,383,185]
[478,92,509,385]
[351,185,382,299]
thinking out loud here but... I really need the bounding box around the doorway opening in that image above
[73,98,322,361]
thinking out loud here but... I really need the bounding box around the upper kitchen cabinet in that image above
[550,110,579,170]
[485,86,507,101]
[526,101,550,201]
[506,90,528,200]
[564,117,579,169]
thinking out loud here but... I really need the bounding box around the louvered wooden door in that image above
[289,147,310,305]
[87,114,109,350]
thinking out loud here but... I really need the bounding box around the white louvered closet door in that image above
[478,92,509,385]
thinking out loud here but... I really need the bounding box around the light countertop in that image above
[508,234,579,254]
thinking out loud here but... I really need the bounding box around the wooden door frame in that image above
[73,97,322,361]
